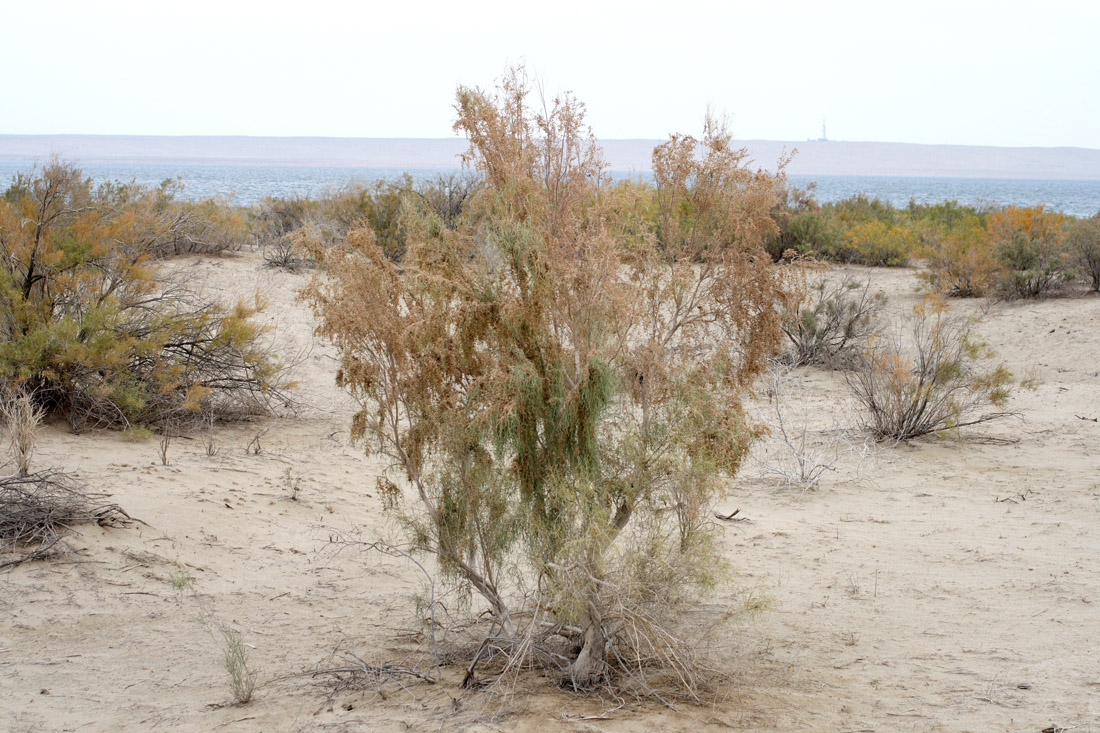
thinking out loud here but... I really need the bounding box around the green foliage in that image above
[780,210,844,260]
[218,624,256,704]
[0,161,289,431]
[838,219,917,266]
[906,198,989,230]
[777,195,922,266]
[769,194,1094,301]
[764,182,825,260]
[831,193,897,224]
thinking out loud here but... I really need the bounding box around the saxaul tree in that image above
[305,68,797,692]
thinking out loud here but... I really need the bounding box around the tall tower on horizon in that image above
[819,119,828,142]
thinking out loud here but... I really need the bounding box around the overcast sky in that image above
[3,0,1097,148]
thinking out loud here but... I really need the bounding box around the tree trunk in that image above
[565,603,607,689]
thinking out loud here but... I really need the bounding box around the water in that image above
[1,160,1097,217]
[0,160,452,204]
[788,174,1100,218]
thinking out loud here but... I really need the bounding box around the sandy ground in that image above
[2,252,1098,732]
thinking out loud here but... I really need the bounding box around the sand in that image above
[2,251,1098,732]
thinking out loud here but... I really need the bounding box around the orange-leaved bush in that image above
[988,205,1070,298]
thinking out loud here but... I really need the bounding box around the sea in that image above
[1,160,1098,217]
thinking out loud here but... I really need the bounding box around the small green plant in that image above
[169,568,257,705]
[171,567,196,593]
[218,624,256,705]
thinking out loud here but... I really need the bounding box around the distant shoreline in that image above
[2,135,1099,180]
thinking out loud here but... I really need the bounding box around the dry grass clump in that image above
[0,470,130,567]
[1,387,45,477]
[847,296,1015,441]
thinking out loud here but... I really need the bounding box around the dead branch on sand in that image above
[0,470,133,569]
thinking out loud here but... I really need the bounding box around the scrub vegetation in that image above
[5,64,1094,715]
[305,68,799,694]
[0,162,290,432]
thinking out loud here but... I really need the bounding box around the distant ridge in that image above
[2,135,1099,180]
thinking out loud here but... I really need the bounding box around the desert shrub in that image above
[918,215,999,297]
[255,175,478,267]
[305,69,796,694]
[988,205,1071,298]
[838,219,916,266]
[0,161,290,431]
[780,275,886,367]
[778,210,844,261]
[152,186,248,257]
[250,195,319,268]
[340,180,409,260]
[827,194,898,227]
[250,195,316,242]
[411,172,481,230]
[1066,213,1100,292]
[764,182,824,260]
[261,235,307,270]
[905,199,988,230]
[847,296,1015,440]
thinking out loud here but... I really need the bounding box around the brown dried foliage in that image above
[304,67,797,695]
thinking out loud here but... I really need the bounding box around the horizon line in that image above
[2,133,1099,153]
